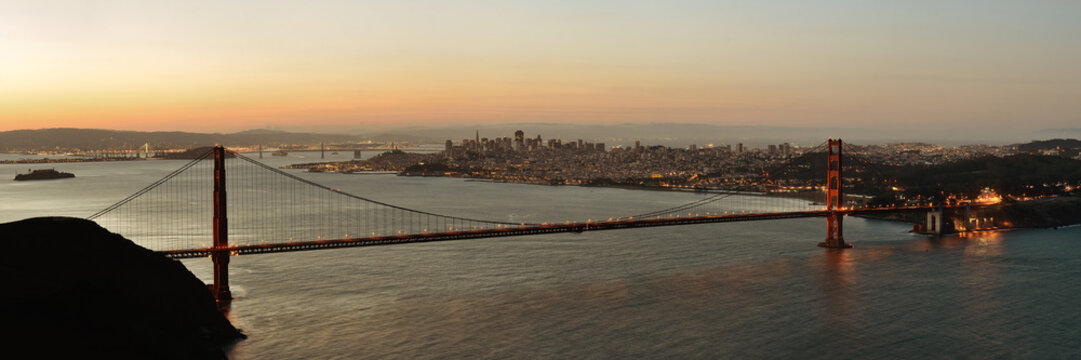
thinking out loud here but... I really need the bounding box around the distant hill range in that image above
[1016,138,1081,154]
[0,128,364,152]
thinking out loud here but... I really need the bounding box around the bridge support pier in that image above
[818,139,851,248]
[211,146,232,306]
[963,205,972,232]
[211,251,231,304]
[819,212,850,248]
[925,207,944,235]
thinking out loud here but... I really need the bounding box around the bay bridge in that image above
[88,140,981,305]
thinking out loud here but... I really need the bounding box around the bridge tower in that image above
[819,139,851,248]
[211,146,232,305]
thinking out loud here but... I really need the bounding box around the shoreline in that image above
[428,173,795,197]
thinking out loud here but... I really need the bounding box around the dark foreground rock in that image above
[0,217,245,359]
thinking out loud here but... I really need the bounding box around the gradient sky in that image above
[1,0,1079,133]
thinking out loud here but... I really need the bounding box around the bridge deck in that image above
[159,206,948,259]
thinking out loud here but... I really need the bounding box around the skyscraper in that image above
[514,130,525,151]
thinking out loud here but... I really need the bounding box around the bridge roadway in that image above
[159,205,955,259]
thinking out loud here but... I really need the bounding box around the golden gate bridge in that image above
[88,139,981,306]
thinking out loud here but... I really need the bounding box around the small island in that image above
[13,168,75,181]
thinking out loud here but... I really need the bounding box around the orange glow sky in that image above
[2,1,1079,133]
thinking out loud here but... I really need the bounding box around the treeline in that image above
[402,162,455,174]
[891,154,1081,199]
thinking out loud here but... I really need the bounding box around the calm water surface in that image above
[2,153,1078,359]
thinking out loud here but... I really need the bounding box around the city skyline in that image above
[2,1,1080,136]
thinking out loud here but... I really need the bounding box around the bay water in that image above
[2,152,1078,358]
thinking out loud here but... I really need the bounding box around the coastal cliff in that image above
[0,217,244,359]
[858,196,1081,230]
[985,196,1081,228]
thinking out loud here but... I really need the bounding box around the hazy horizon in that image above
[4,122,1079,147]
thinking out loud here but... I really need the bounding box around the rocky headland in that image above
[0,217,244,359]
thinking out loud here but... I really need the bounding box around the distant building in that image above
[1040,148,1063,156]
[514,130,525,151]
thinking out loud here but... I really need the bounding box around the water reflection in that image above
[956,230,1008,339]
[906,230,1008,254]
[959,230,1005,258]
[815,249,862,331]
